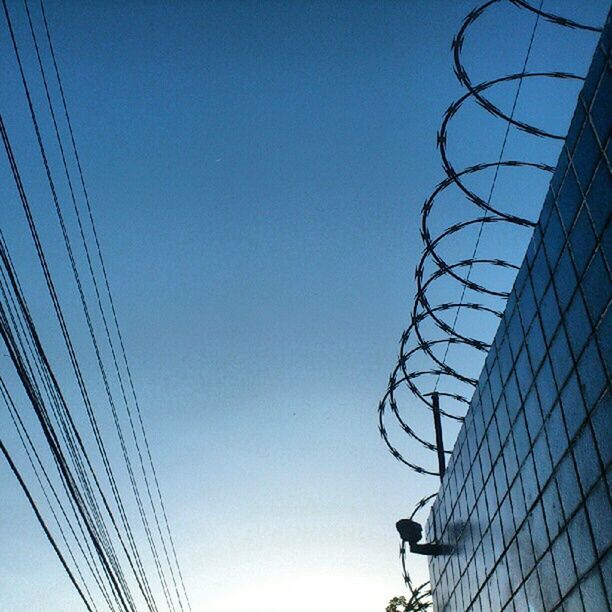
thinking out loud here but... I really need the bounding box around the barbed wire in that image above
[378,0,603,607]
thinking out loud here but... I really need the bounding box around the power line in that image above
[0,113,135,611]
[0,0,168,607]
[22,0,186,606]
[0,435,94,612]
[0,0,191,607]
[0,231,123,611]
[37,0,192,607]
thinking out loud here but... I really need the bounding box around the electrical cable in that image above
[0,0,192,606]
[22,1,185,606]
[37,0,192,607]
[1,114,136,612]
[1,1,161,607]
[0,435,94,612]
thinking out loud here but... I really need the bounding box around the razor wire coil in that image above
[379,0,603,607]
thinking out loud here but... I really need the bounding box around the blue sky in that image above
[0,1,608,610]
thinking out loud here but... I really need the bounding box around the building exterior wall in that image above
[426,22,611,612]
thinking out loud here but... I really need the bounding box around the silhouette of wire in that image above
[0,231,127,612]
[20,0,181,607]
[3,4,155,604]
[36,0,192,606]
[378,0,603,605]
[0,114,140,611]
[0,0,191,610]
[0,0,191,607]
[0,436,94,612]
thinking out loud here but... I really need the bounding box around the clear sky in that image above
[0,1,608,611]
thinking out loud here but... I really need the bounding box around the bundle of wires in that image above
[0,1,191,609]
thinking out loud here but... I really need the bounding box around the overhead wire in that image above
[0,232,123,611]
[16,1,174,607]
[37,0,192,607]
[0,256,110,610]
[0,0,191,607]
[0,139,136,610]
[1,0,166,608]
[0,375,104,612]
[0,435,94,612]
[0,110,139,611]
[22,0,187,606]
[0,274,132,611]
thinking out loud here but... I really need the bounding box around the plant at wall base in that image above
[387,596,409,612]
[386,588,431,612]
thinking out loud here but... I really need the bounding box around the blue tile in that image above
[570,206,598,277]
[542,205,567,271]
[579,569,608,611]
[552,531,576,598]
[552,246,579,312]
[528,501,549,562]
[549,326,574,388]
[572,425,602,493]
[502,438,518,485]
[539,284,562,344]
[530,246,551,303]
[524,386,544,441]
[555,454,581,517]
[589,397,611,467]
[525,569,544,610]
[542,480,564,542]
[520,453,539,511]
[577,339,607,409]
[495,400,511,444]
[556,170,583,234]
[564,290,592,358]
[545,405,569,468]
[561,586,586,612]
[537,550,561,608]
[516,520,535,578]
[581,250,611,327]
[559,371,587,441]
[585,478,612,557]
[533,431,553,490]
[513,412,531,465]
[572,124,601,193]
[510,475,527,526]
[525,317,546,373]
[568,508,596,578]
[584,161,612,238]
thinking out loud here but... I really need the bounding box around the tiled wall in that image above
[426,20,611,612]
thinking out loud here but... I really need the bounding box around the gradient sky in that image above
[0,1,608,611]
